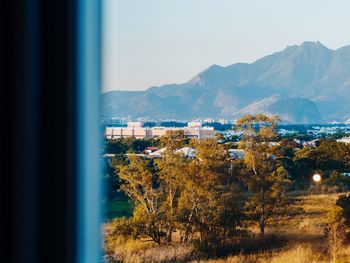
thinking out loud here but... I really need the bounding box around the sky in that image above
[102,0,350,92]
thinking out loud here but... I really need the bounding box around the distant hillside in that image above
[102,41,350,123]
[233,95,323,124]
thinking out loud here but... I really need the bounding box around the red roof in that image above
[144,146,160,152]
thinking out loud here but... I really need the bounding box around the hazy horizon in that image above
[102,0,350,92]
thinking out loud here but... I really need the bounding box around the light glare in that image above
[313,174,321,182]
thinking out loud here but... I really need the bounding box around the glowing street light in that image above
[313,173,322,182]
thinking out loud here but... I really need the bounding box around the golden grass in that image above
[274,194,339,235]
[194,245,324,263]
[105,240,195,263]
[104,193,350,263]
[196,244,350,263]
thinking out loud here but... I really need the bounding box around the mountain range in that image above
[102,41,350,124]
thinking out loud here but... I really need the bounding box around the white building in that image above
[219,119,229,125]
[176,147,197,158]
[228,149,245,159]
[105,121,216,140]
[337,137,350,144]
[187,121,202,128]
[203,118,215,123]
[146,147,197,159]
[126,121,143,129]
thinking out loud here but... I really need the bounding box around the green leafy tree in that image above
[323,170,350,191]
[102,138,129,154]
[295,139,350,171]
[336,194,350,229]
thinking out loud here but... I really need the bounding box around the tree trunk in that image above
[182,199,198,244]
[259,218,265,237]
[166,223,172,243]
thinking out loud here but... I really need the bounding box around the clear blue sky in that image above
[102,0,350,92]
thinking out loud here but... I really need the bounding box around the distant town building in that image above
[228,149,245,159]
[176,147,197,158]
[219,119,229,125]
[105,122,216,140]
[147,148,166,158]
[187,121,202,128]
[337,137,350,144]
[146,147,197,159]
[203,118,215,123]
[127,121,143,128]
[143,147,161,155]
[302,139,321,147]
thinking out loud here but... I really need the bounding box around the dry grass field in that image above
[104,193,350,263]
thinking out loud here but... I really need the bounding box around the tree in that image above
[323,170,350,192]
[155,150,189,243]
[237,114,291,236]
[102,138,129,155]
[102,137,157,155]
[291,151,315,189]
[116,155,165,244]
[102,156,126,201]
[295,139,350,171]
[325,205,347,262]
[111,138,245,248]
[336,194,350,230]
[178,139,244,248]
[159,130,187,150]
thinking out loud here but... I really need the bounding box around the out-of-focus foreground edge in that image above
[77,0,102,262]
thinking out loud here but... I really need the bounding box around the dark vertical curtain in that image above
[0,0,80,262]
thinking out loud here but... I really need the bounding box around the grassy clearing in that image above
[104,199,133,220]
[273,193,339,235]
[198,245,324,263]
[104,193,350,262]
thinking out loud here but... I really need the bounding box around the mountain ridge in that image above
[102,42,350,123]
